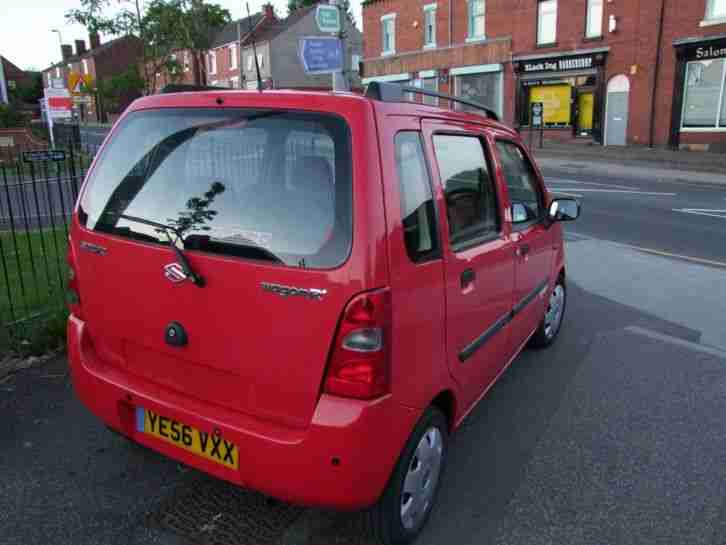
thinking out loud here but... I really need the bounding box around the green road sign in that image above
[316,5,341,33]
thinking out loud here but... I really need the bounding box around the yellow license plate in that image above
[136,407,238,469]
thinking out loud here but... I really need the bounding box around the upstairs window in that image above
[706,0,726,20]
[208,52,217,74]
[537,0,558,45]
[586,0,603,38]
[424,4,437,48]
[82,59,89,74]
[382,14,396,55]
[468,0,486,40]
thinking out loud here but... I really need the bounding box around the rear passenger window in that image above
[432,135,499,248]
[395,132,439,262]
[495,141,543,224]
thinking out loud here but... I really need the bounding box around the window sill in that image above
[583,35,603,42]
[381,50,396,57]
[465,36,487,44]
[700,18,726,27]
[423,43,437,50]
[536,42,558,49]
[680,127,726,133]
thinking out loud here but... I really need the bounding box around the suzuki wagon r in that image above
[67,82,580,544]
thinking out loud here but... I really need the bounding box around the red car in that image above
[66,83,579,544]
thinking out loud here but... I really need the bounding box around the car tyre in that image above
[370,406,448,545]
[529,274,566,349]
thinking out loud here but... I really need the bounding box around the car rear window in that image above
[80,108,352,269]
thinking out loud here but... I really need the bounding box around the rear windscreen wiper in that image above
[117,214,206,287]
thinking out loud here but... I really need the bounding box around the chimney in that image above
[263,3,275,20]
[89,32,101,50]
[61,44,73,60]
[75,39,87,56]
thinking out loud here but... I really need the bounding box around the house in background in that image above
[232,4,362,91]
[41,34,143,123]
[1,56,35,98]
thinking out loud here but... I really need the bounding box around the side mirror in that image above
[548,198,580,222]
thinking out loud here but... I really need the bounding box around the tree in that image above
[0,104,30,128]
[10,73,43,105]
[96,66,145,114]
[66,0,230,95]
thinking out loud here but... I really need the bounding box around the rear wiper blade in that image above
[117,214,205,287]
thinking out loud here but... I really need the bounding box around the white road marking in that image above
[549,188,676,196]
[673,208,726,219]
[625,326,726,359]
[546,178,634,190]
[550,191,583,197]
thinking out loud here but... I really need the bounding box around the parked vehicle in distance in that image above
[66,83,580,545]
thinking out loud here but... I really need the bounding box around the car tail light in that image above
[66,245,83,319]
[323,288,392,400]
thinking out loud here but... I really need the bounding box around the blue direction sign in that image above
[299,37,343,75]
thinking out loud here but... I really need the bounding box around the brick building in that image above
[42,34,143,122]
[1,56,35,99]
[362,0,726,151]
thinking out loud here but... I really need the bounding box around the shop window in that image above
[456,71,501,116]
[586,0,603,38]
[682,59,726,129]
[422,77,439,106]
[424,4,437,48]
[467,0,486,41]
[382,14,396,55]
[537,0,558,45]
[706,0,726,20]
[529,84,571,127]
[395,132,439,262]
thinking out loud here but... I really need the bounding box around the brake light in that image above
[324,288,392,400]
[66,244,83,320]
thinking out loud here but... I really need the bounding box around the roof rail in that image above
[365,81,499,122]
[161,84,228,94]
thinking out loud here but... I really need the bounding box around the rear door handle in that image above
[461,268,476,289]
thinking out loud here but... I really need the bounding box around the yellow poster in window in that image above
[529,85,571,125]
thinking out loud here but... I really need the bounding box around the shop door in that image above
[576,91,594,136]
[605,75,630,146]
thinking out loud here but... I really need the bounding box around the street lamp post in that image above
[51,29,63,61]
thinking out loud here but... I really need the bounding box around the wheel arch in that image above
[430,389,458,433]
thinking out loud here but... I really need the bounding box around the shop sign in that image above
[680,37,726,62]
[516,53,604,74]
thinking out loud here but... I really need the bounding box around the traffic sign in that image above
[23,150,67,163]
[299,37,343,75]
[531,102,544,127]
[315,5,341,33]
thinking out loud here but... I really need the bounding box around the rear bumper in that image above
[67,316,419,509]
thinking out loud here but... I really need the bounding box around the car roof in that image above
[126,89,519,137]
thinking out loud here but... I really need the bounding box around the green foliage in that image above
[0,104,30,128]
[66,0,231,94]
[10,73,43,104]
[96,66,144,113]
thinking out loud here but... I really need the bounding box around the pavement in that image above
[3,163,726,545]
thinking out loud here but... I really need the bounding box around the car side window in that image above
[395,132,439,262]
[495,141,543,225]
[432,134,499,249]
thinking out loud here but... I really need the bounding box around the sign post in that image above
[44,87,73,149]
[530,102,544,150]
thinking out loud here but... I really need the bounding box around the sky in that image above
[0,0,363,71]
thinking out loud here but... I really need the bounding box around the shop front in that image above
[512,48,609,142]
[670,35,726,152]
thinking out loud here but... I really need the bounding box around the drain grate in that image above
[150,474,304,545]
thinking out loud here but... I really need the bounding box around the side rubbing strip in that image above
[459,278,550,363]
[459,312,512,363]
[513,279,549,317]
